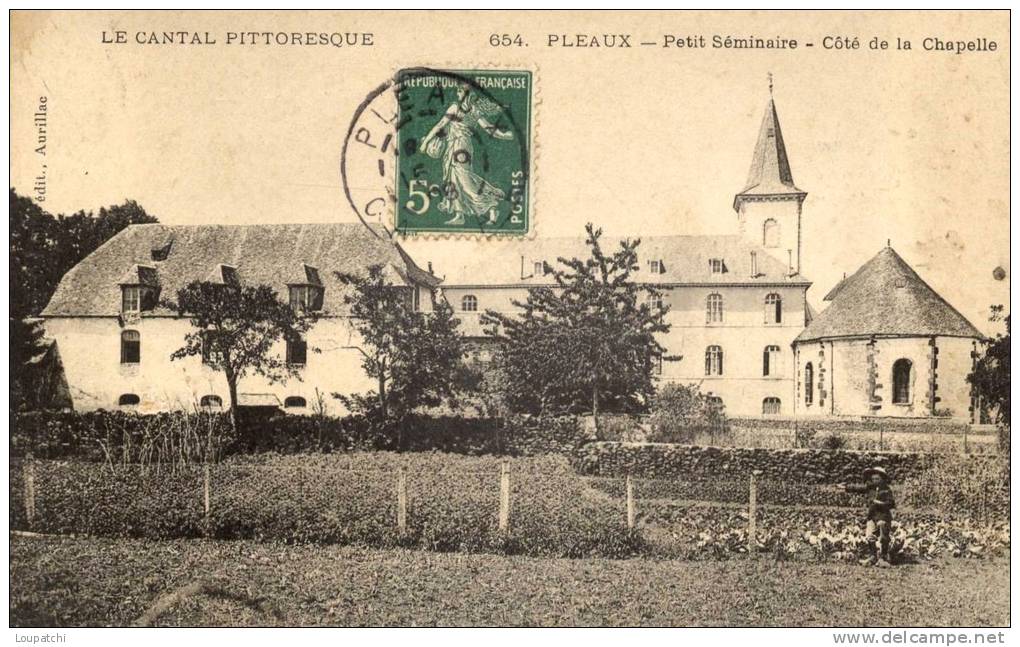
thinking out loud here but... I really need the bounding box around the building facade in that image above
[440,93,813,417]
[40,223,438,415]
[39,90,986,421]
[793,246,984,421]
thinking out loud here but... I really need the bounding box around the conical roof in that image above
[734,98,805,210]
[796,247,984,343]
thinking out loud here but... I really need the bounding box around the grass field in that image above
[10,535,1009,627]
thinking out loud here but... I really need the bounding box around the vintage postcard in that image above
[7,9,1011,637]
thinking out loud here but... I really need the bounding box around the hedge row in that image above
[571,441,933,483]
[10,411,592,461]
[728,416,973,436]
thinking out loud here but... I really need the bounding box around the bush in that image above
[10,411,591,460]
[647,383,728,444]
[816,433,847,451]
[10,410,232,465]
[902,453,1010,520]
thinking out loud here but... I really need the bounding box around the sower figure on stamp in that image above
[420,83,514,226]
[842,466,896,567]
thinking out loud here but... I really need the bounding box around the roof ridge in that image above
[797,246,983,343]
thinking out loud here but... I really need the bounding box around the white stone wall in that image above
[736,197,802,274]
[794,336,977,421]
[445,283,808,417]
[42,316,375,415]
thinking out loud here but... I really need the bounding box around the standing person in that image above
[843,466,896,567]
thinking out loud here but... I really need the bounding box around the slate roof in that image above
[734,98,805,209]
[438,235,810,287]
[41,223,438,317]
[795,247,984,343]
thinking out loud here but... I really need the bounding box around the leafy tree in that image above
[9,189,158,320]
[968,305,1010,428]
[336,265,462,423]
[10,318,47,412]
[10,189,157,412]
[164,281,317,433]
[482,224,676,427]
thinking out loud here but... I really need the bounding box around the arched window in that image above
[705,345,723,376]
[120,330,140,364]
[284,396,307,408]
[199,395,223,410]
[461,294,478,312]
[706,293,723,323]
[762,397,782,415]
[118,393,140,406]
[765,293,782,324]
[763,345,781,376]
[804,362,814,405]
[892,359,913,404]
[763,219,780,248]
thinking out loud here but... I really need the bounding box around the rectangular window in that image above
[287,337,307,366]
[120,331,140,364]
[706,294,724,323]
[122,286,141,313]
[289,286,323,312]
[653,354,663,375]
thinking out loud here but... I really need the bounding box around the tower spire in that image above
[732,83,805,211]
[732,81,808,276]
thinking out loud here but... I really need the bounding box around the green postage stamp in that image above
[394,69,532,236]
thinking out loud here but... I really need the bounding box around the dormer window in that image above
[150,238,173,262]
[648,260,665,275]
[288,263,324,312]
[122,286,141,312]
[289,285,323,312]
[120,265,159,313]
[121,284,157,313]
[709,258,726,274]
[534,261,545,276]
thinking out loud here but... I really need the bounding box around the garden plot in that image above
[9,452,1008,562]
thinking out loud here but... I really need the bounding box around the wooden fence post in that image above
[499,461,510,535]
[202,463,211,536]
[748,470,761,554]
[23,453,36,530]
[625,474,636,530]
[396,468,408,534]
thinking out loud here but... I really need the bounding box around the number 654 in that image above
[405,179,443,215]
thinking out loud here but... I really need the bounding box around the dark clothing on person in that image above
[846,482,896,523]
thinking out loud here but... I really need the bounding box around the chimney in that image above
[787,249,794,275]
[750,251,758,278]
[427,261,433,274]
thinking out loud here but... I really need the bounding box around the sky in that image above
[10,10,1010,334]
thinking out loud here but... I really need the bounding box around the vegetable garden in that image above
[10,452,1009,562]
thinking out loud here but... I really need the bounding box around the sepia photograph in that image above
[6,8,1012,637]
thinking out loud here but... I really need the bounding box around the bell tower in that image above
[733,76,807,275]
